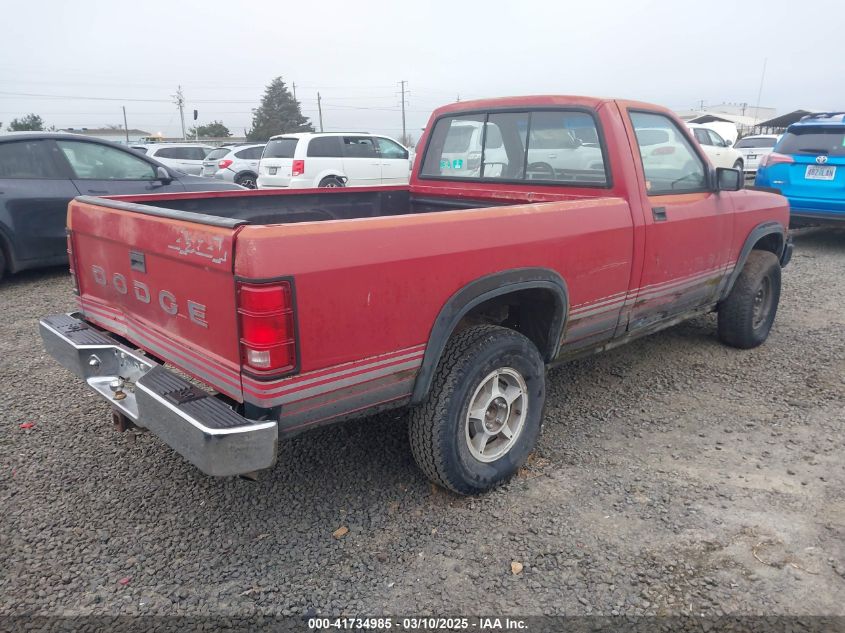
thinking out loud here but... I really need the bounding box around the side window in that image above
[693,128,711,145]
[482,112,528,179]
[0,140,63,179]
[236,146,264,160]
[707,130,726,147]
[154,147,179,159]
[188,147,209,160]
[375,137,408,159]
[307,137,343,158]
[56,141,156,180]
[342,136,377,158]
[421,114,486,177]
[526,111,607,185]
[630,112,707,195]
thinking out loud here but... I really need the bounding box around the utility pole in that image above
[173,85,186,140]
[292,81,297,101]
[122,106,129,144]
[399,80,408,144]
[317,92,324,132]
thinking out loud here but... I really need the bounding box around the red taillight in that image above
[237,281,296,374]
[66,232,79,294]
[759,152,794,168]
[218,159,233,169]
[291,159,305,177]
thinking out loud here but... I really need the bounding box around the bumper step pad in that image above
[140,366,250,430]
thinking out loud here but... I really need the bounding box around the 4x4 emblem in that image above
[816,155,828,164]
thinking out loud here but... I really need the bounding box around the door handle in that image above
[652,207,667,222]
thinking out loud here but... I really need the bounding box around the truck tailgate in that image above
[69,198,244,401]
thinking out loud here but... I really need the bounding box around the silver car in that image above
[733,134,780,176]
[202,144,265,189]
[134,143,214,175]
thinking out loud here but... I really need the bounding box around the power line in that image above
[0,90,170,103]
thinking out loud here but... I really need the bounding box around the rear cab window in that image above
[420,108,610,186]
[263,138,299,159]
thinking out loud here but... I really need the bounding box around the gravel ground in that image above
[1,228,843,621]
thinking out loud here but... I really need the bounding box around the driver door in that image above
[52,139,186,196]
[624,110,733,332]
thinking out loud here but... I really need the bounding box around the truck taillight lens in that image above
[759,152,794,168]
[67,231,79,294]
[218,159,233,169]
[237,281,296,375]
[291,159,305,177]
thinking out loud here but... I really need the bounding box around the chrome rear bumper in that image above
[39,313,277,476]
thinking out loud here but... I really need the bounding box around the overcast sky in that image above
[1,0,841,141]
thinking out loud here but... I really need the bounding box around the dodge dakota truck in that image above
[40,96,792,494]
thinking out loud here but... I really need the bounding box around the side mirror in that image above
[724,139,733,147]
[155,166,172,183]
[715,167,742,192]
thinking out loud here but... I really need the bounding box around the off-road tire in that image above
[718,250,781,349]
[408,325,545,495]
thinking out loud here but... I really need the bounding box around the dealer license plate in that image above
[805,165,835,180]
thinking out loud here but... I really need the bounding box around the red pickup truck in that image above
[40,96,791,494]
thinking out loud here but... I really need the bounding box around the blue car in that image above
[755,112,845,226]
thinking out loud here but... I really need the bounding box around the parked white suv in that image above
[687,124,744,171]
[201,143,265,189]
[257,133,410,188]
[134,143,214,175]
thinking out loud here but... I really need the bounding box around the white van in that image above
[257,133,411,188]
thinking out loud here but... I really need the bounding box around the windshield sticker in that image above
[452,159,464,169]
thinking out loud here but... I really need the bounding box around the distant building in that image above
[57,127,152,144]
[676,103,778,136]
[755,109,825,134]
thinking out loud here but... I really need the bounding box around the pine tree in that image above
[247,77,312,141]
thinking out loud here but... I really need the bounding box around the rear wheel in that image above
[319,176,345,188]
[408,325,546,495]
[235,173,257,189]
[718,250,781,349]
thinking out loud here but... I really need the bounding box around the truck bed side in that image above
[234,195,634,431]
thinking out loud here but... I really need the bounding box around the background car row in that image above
[0,133,241,277]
